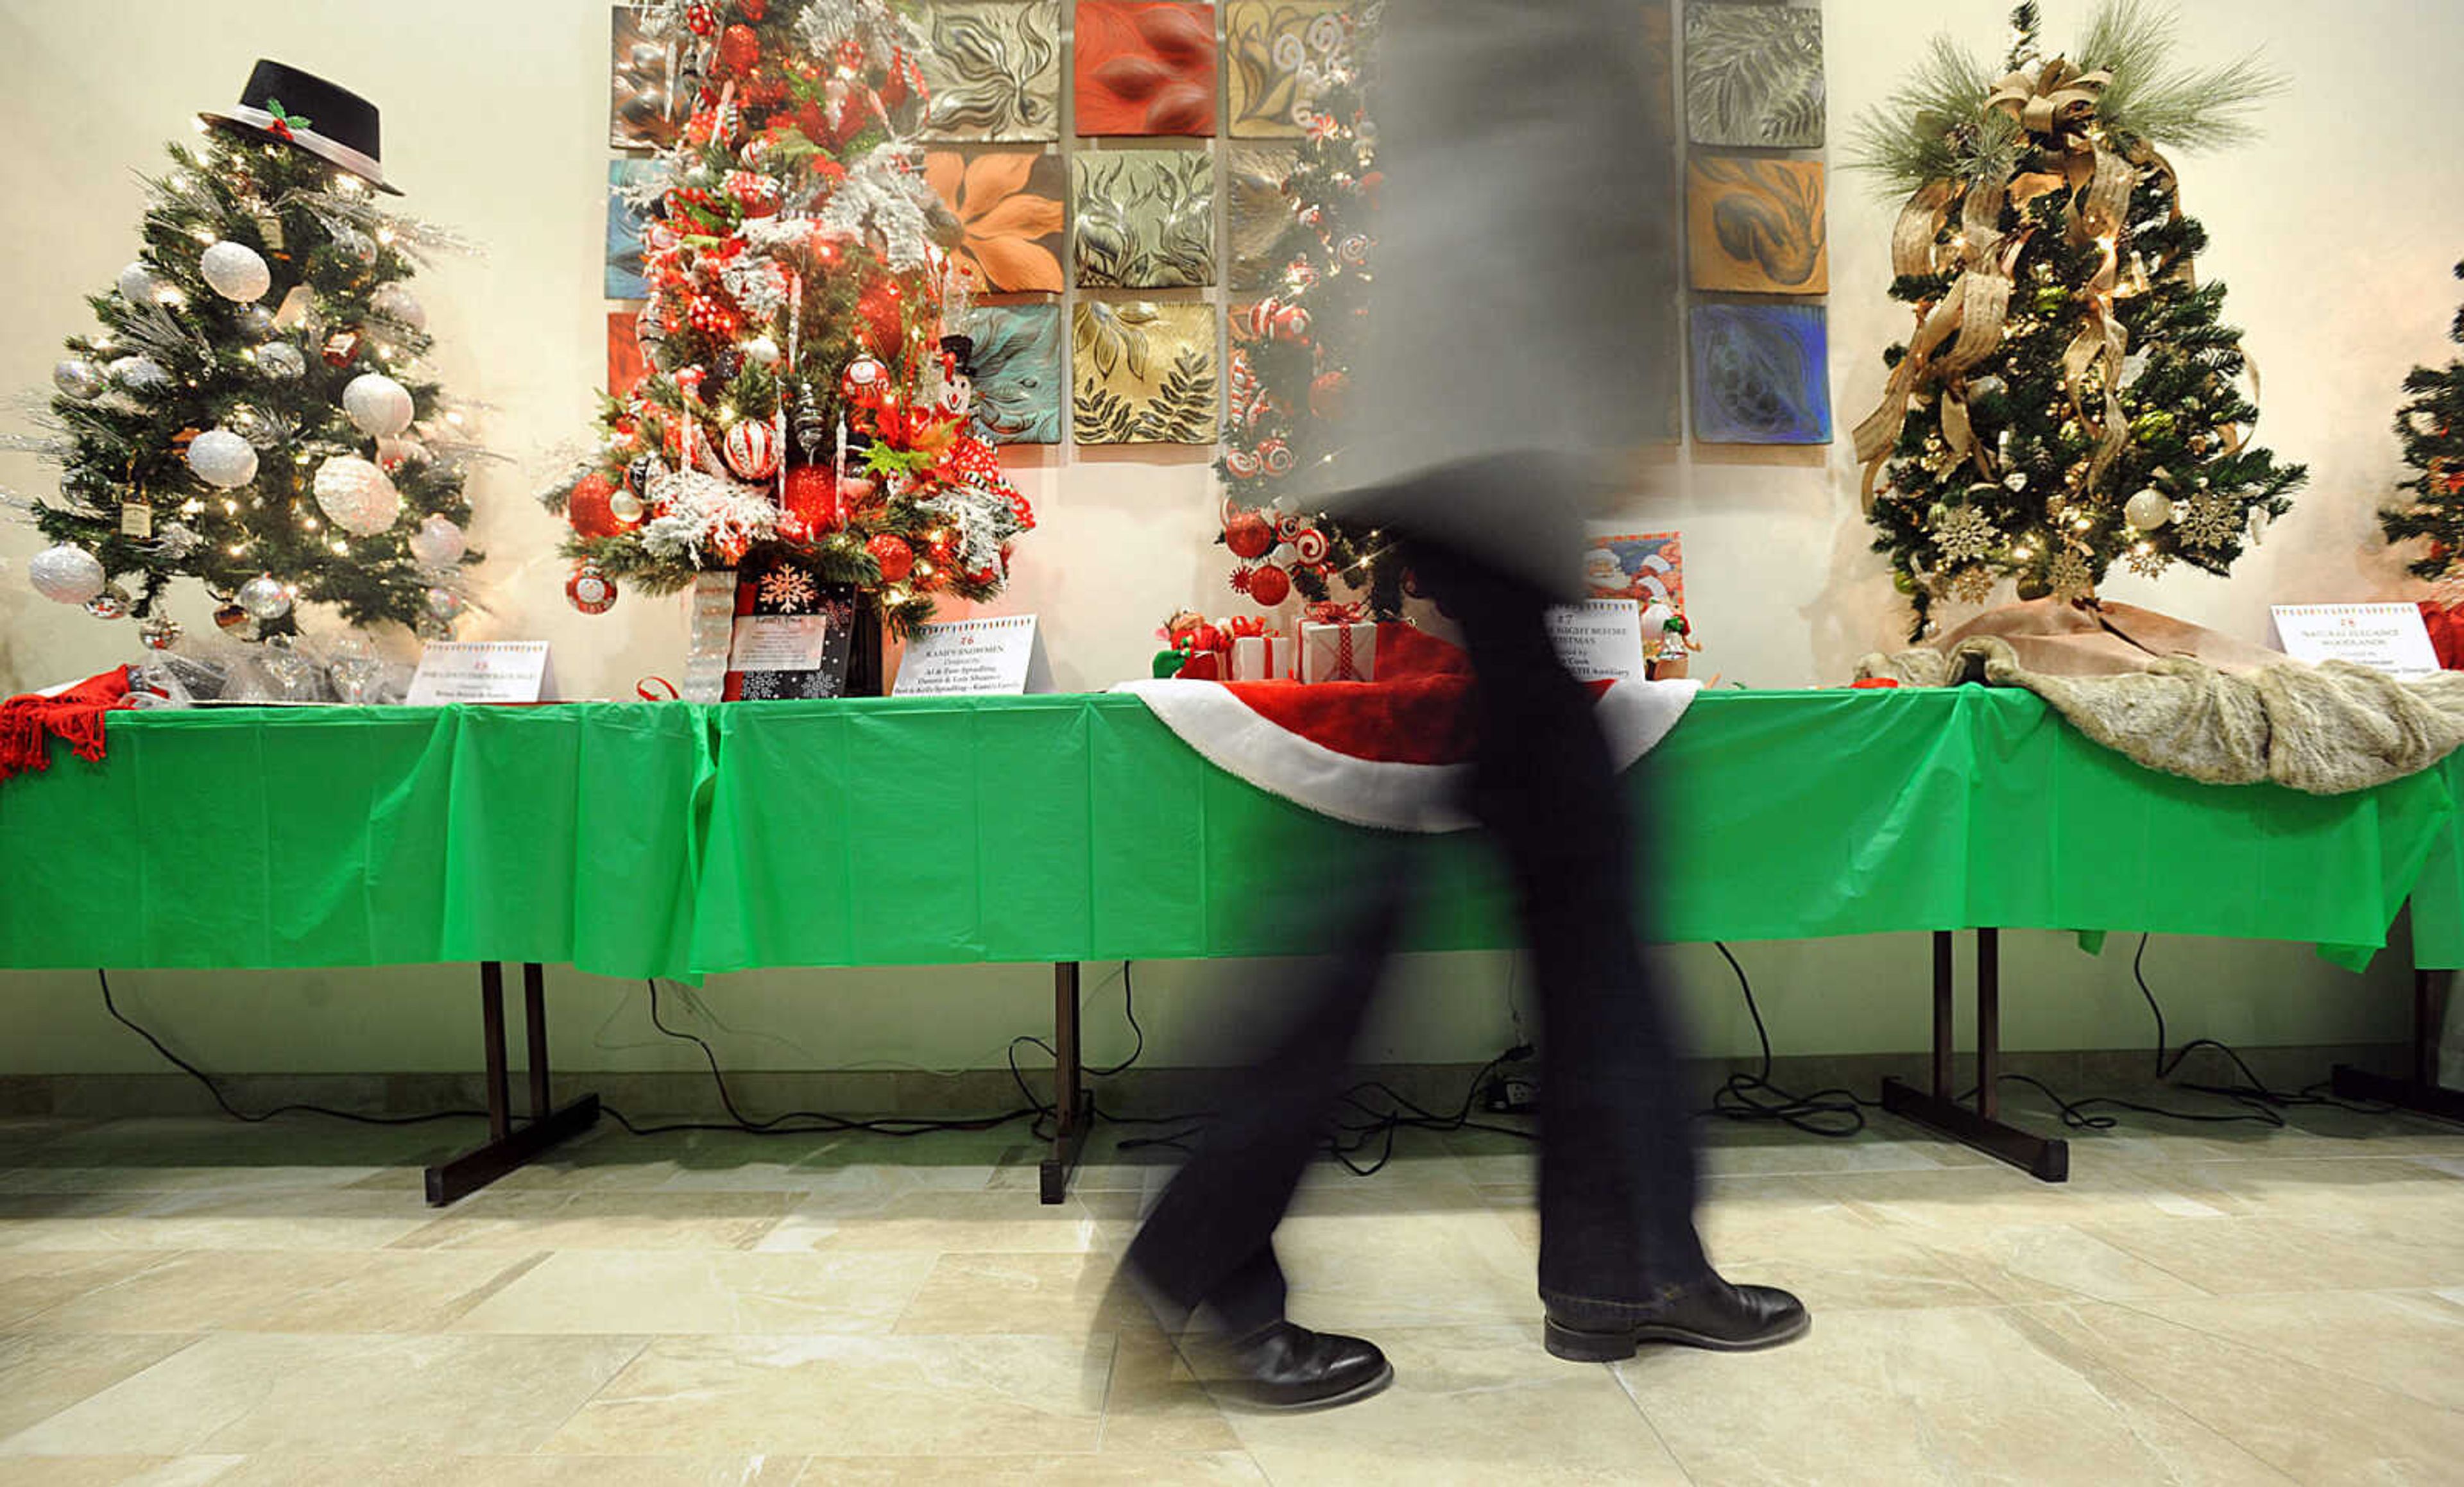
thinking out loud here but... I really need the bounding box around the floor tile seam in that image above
[0,1331,218,1457]
[1603,1356,1700,1486]
[2100,1286,2464,1416]
[508,1332,658,1456]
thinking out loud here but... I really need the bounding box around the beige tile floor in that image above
[1,1091,2461,1485]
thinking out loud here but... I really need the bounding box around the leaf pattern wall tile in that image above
[1074,150,1217,289]
[1685,4,1825,148]
[610,6,681,150]
[1690,303,1831,445]
[1074,300,1219,444]
[1075,0,1219,137]
[925,149,1068,293]
[1687,156,1827,296]
[962,303,1065,444]
[1228,144,1297,292]
[1225,0,1349,137]
[919,0,1063,142]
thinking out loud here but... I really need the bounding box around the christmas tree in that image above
[2381,261,2464,598]
[548,0,1032,640]
[1215,4,1403,619]
[1849,1,2306,639]
[15,78,480,646]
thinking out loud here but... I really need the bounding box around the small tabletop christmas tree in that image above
[2382,261,2464,600]
[15,64,480,647]
[549,0,1032,645]
[1215,4,1400,618]
[1850,1,2306,639]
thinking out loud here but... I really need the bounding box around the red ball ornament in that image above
[723,169,780,216]
[722,419,781,480]
[1247,564,1292,607]
[567,473,623,539]
[739,0,765,17]
[1226,510,1275,560]
[717,23,762,78]
[841,354,892,407]
[566,563,619,615]
[855,280,905,355]
[685,2,718,35]
[868,534,914,582]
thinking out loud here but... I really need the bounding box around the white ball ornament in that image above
[199,241,272,303]
[342,373,416,438]
[109,355,171,393]
[116,260,165,304]
[609,489,646,523]
[312,455,403,536]
[185,428,260,489]
[2123,489,2175,531]
[407,514,467,568]
[742,336,781,366]
[237,574,293,622]
[52,359,105,400]
[28,545,107,605]
[370,282,426,332]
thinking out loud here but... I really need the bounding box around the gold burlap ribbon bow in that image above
[1854,59,2205,514]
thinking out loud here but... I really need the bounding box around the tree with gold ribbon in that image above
[1849,1,2305,639]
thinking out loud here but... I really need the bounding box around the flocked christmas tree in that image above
[2380,261,2464,600]
[547,0,1032,643]
[1851,1,2306,639]
[1214,4,1403,619]
[14,69,481,646]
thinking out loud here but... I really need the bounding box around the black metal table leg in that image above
[424,963,603,1206]
[2332,969,2464,1123]
[1040,961,1093,1203]
[1881,930,2070,1182]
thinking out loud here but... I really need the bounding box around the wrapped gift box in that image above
[1229,632,1287,681]
[1301,621,1377,683]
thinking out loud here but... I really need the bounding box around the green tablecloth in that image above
[2406,754,2464,969]
[1,689,2447,978]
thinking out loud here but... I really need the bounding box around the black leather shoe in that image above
[1544,1276,1810,1361]
[1192,1321,1395,1411]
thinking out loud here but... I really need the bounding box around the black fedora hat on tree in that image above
[200,59,402,195]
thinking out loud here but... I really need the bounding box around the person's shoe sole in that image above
[1217,1359,1397,1413]
[1544,1310,1811,1362]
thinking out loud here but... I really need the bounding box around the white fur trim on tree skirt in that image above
[1117,677,1700,833]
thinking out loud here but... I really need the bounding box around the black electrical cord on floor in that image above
[96,969,489,1128]
[1697,943,1880,1138]
[2130,935,2394,1118]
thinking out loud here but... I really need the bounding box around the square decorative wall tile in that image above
[1687,156,1827,296]
[960,303,1066,444]
[1686,3,1825,148]
[1074,150,1217,289]
[610,6,681,151]
[1225,0,1348,137]
[1074,0,1219,137]
[925,149,1068,294]
[1074,300,1219,444]
[1690,303,1831,445]
[917,0,1063,142]
[1228,144,1298,291]
[608,309,647,400]
[606,158,656,300]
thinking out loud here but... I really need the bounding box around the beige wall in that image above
[0,1,2449,1076]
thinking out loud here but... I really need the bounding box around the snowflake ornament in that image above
[1932,505,1999,565]
[1947,566,1997,605]
[2125,545,2172,579]
[2175,492,2243,550]
[2048,550,2094,602]
[758,565,819,613]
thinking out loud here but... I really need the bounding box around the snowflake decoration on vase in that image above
[758,565,819,613]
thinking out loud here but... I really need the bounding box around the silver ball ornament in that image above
[332,227,377,264]
[424,586,465,622]
[407,514,467,568]
[2123,489,2175,531]
[83,584,132,621]
[139,616,183,650]
[28,545,107,605]
[237,306,277,341]
[342,373,415,438]
[116,260,166,304]
[255,342,307,380]
[237,574,294,622]
[225,404,282,448]
[370,282,426,332]
[185,428,260,489]
[198,240,272,303]
[743,336,781,366]
[109,355,171,393]
[52,359,105,400]
[312,455,402,536]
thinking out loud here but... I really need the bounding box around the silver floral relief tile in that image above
[1073,149,1217,290]
[1228,144,1298,293]
[919,0,1064,143]
[1685,3,1825,149]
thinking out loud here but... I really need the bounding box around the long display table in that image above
[3,689,2450,1196]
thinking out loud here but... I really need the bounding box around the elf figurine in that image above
[1646,604,1703,681]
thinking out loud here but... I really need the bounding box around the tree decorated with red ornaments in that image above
[545,0,1032,639]
[1214,6,1402,618]
[2383,260,2464,602]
